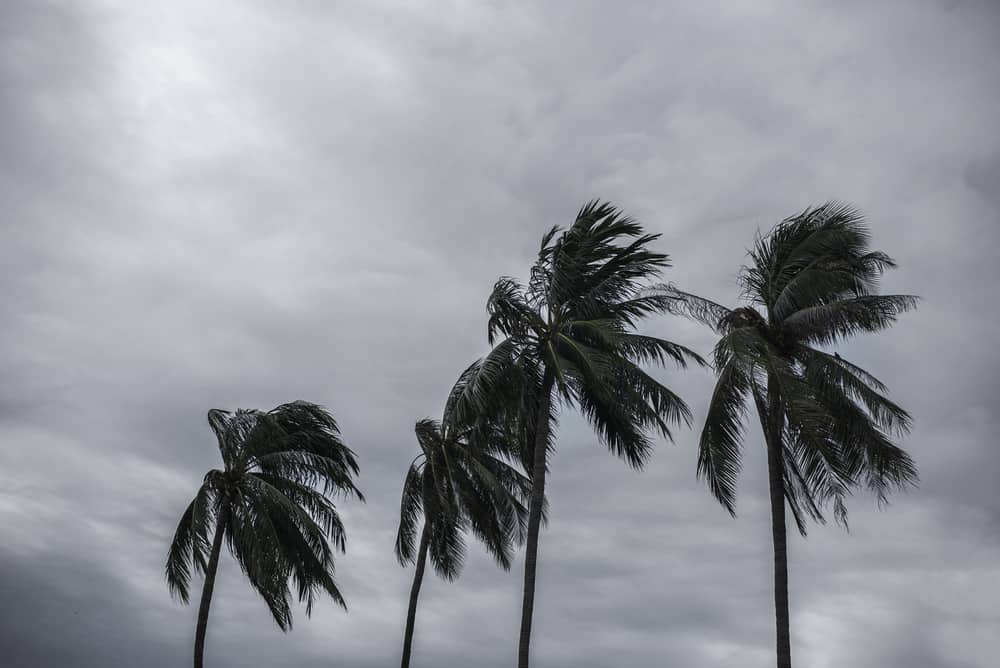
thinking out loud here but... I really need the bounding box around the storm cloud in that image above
[1,1,998,666]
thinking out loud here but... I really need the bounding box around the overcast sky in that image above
[2,1,999,666]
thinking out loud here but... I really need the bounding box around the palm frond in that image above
[515,364,560,477]
[797,346,912,435]
[414,418,442,452]
[743,202,871,307]
[487,278,541,345]
[616,332,706,369]
[656,283,734,333]
[778,438,830,535]
[758,365,856,532]
[394,459,425,565]
[798,367,918,503]
[575,374,655,469]
[237,475,344,621]
[225,489,295,629]
[250,473,348,551]
[426,506,466,581]
[255,449,363,501]
[165,479,217,603]
[447,461,517,570]
[527,225,562,311]
[445,339,524,431]
[249,402,363,500]
[782,294,918,345]
[615,357,693,435]
[208,409,261,469]
[572,233,670,313]
[756,369,849,537]
[771,250,897,320]
[698,360,751,514]
[462,452,532,543]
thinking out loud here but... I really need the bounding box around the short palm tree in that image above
[395,371,532,668]
[450,200,702,667]
[166,401,363,668]
[664,203,918,668]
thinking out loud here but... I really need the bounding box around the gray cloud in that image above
[1,0,998,666]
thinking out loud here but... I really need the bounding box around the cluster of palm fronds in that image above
[166,403,363,667]
[166,201,917,668]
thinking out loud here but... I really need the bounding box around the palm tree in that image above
[450,200,702,667]
[395,370,532,668]
[165,401,363,668]
[664,202,918,668]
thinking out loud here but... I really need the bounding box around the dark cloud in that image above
[1,0,998,666]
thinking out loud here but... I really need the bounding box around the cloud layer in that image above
[2,1,998,666]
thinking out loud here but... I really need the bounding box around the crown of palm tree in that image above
[665,202,918,532]
[451,200,705,471]
[166,401,363,629]
[395,408,532,579]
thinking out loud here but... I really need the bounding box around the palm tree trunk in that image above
[400,525,430,668]
[764,384,792,668]
[517,371,554,668]
[194,510,228,668]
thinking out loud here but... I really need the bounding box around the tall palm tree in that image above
[450,200,702,667]
[395,370,532,668]
[664,202,918,668]
[166,401,363,668]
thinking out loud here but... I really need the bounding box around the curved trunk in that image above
[764,382,792,668]
[517,371,554,668]
[400,525,430,668]
[194,509,228,668]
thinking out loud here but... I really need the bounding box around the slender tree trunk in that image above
[194,509,228,668]
[764,383,792,668]
[400,525,430,668]
[517,371,554,668]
